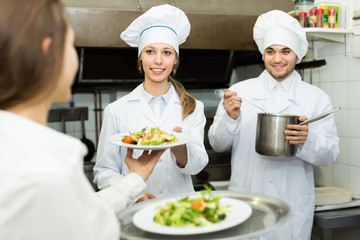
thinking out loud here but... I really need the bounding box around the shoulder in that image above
[192,99,205,116]
[183,99,205,121]
[293,79,333,111]
[195,99,205,109]
[297,79,330,99]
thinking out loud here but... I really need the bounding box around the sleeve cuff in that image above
[225,112,241,132]
[96,173,146,213]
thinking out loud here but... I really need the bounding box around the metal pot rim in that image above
[258,113,299,118]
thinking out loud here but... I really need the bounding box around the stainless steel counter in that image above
[313,206,360,240]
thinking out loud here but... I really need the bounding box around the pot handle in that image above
[299,107,341,125]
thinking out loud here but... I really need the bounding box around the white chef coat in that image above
[209,70,339,240]
[0,110,146,240]
[94,83,209,197]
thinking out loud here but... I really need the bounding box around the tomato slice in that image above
[191,201,202,209]
[123,136,133,144]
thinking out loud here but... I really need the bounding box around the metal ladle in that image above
[214,89,268,114]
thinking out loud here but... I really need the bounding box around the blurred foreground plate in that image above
[132,197,252,235]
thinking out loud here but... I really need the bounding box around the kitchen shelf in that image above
[305,28,352,43]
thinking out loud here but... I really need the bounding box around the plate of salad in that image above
[132,187,252,235]
[108,127,191,150]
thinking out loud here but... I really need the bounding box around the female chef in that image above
[0,0,164,239]
[94,4,209,198]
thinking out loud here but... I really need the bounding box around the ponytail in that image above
[168,76,196,121]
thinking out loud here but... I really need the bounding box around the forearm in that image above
[170,145,188,167]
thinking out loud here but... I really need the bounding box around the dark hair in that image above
[0,0,67,109]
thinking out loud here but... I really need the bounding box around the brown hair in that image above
[168,76,196,121]
[0,0,67,109]
[137,55,196,121]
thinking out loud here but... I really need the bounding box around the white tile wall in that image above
[314,165,333,186]
[332,82,349,108]
[332,162,350,188]
[335,108,349,137]
[312,38,360,201]
[338,137,350,165]
[348,81,360,109]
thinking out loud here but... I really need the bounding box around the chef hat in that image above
[120,4,190,56]
[253,10,308,63]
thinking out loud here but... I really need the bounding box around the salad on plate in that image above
[122,127,179,146]
[153,186,230,227]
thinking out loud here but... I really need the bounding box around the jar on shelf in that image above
[316,8,324,28]
[309,8,317,27]
[294,0,315,27]
[299,12,307,28]
[328,8,337,28]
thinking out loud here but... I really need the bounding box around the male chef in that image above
[208,10,339,240]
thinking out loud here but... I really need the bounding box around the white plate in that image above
[108,131,191,150]
[132,197,252,235]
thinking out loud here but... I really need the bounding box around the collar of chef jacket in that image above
[127,84,180,104]
[141,82,174,116]
[264,70,299,103]
[248,70,303,111]
[125,83,182,126]
[266,70,295,93]
[141,82,174,120]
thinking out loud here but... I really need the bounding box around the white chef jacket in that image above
[209,70,339,240]
[0,110,147,240]
[94,83,209,197]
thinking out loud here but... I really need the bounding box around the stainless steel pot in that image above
[255,108,341,157]
[256,113,298,157]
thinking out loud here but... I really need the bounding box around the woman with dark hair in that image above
[94,4,208,199]
[0,0,163,239]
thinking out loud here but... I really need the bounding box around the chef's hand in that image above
[223,89,242,120]
[125,148,165,181]
[136,192,156,203]
[171,126,188,167]
[284,115,309,145]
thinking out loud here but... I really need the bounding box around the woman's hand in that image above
[136,192,156,203]
[223,89,242,120]
[284,115,309,145]
[125,148,165,181]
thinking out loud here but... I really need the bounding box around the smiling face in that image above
[139,42,178,85]
[263,44,298,82]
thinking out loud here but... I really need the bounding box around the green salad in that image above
[122,127,178,146]
[153,186,230,227]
